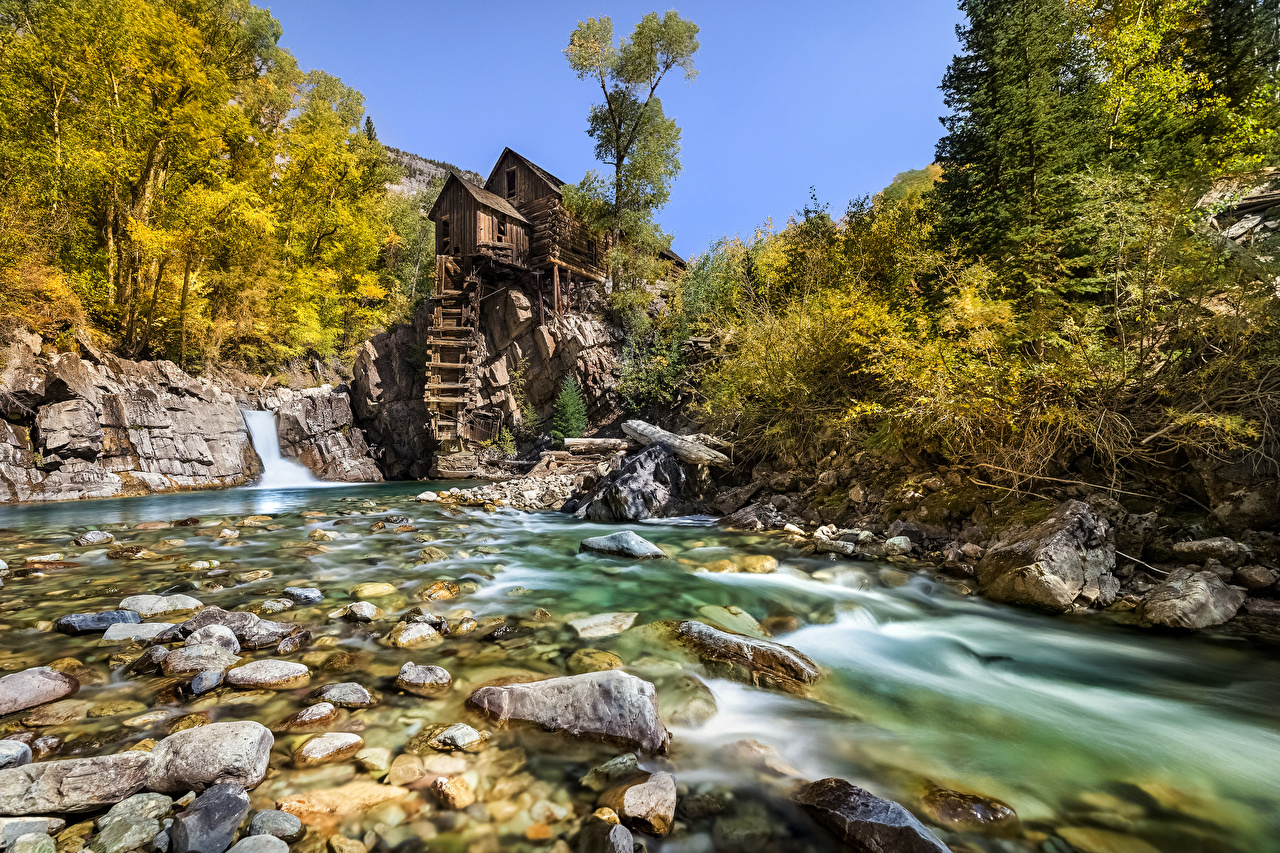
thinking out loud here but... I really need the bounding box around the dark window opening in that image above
[440,216,450,255]
[506,168,517,199]
[588,239,598,265]
[496,218,507,243]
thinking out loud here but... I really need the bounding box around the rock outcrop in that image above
[1138,568,1247,629]
[350,304,434,480]
[574,444,705,522]
[259,386,382,482]
[0,332,261,502]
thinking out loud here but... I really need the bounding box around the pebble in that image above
[11,835,55,853]
[190,670,224,695]
[416,491,439,502]
[0,819,64,848]
[0,741,32,769]
[430,775,476,810]
[386,621,442,648]
[395,663,451,697]
[227,660,310,690]
[276,702,339,732]
[293,733,365,768]
[415,723,487,752]
[600,771,678,836]
[170,783,250,853]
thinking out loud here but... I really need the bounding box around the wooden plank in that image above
[564,438,637,454]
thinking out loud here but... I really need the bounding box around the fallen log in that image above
[563,438,637,454]
[621,420,732,468]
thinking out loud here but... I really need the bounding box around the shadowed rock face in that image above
[466,670,670,754]
[575,445,703,522]
[1139,568,1247,629]
[671,620,821,694]
[794,778,950,853]
[977,500,1117,612]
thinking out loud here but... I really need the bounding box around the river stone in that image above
[283,587,322,604]
[275,703,338,732]
[0,668,79,717]
[600,771,677,836]
[1138,568,1247,629]
[226,837,287,853]
[0,819,65,848]
[10,835,55,853]
[119,594,203,618]
[161,645,239,677]
[0,741,31,769]
[190,670,224,695]
[227,660,309,690]
[416,491,439,502]
[579,531,666,560]
[919,785,1018,833]
[102,622,176,643]
[73,530,115,547]
[395,663,451,697]
[352,582,396,598]
[977,500,1117,612]
[414,723,486,752]
[178,607,296,651]
[385,621,441,648]
[186,625,240,654]
[22,699,90,727]
[671,620,820,693]
[884,535,914,557]
[170,783,249,853]
[309,683,375,708]
[246,810,303,842]
[569,612,638,639]
[99,792,173,834]
[107,546,158,560]
[293,733,364,768]
[1057,826,1161,853]
[343,601,379,622]
[577,810,634,853]
[90,813,159,853]
[55,610,140,635]
[1172,537,1241,565]
[466,670,670,754]
[794,778,949,853]
[0,752,151,815]
[145,721,273,794]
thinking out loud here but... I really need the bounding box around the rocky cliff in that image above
[0,332,382,502]
[0,331,260,502]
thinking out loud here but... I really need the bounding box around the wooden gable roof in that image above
[428,172,529,224]
[485,148,567,198]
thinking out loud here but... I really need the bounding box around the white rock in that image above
[569,612,638,639]
[101,622,176,644]
[883,536,913,557]
[119,595,203,618]
[416,491,439,502]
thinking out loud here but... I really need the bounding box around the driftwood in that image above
[564,437,637,454]
[621,420,731,467]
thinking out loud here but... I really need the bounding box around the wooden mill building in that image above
[424,148,610,445]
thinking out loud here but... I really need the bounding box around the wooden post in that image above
[553,265,561,316]
[537,273,545,326]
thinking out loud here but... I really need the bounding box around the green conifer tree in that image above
[551,375,588,442]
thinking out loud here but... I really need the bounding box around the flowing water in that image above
[0,477,1278,853]
[243,409,326,490]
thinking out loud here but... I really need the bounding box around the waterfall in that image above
[242,410,321,489]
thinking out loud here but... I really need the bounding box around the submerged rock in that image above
[309,682,376,708]
[578,531,666,560]
[794,778,949,853]
[0,752,151,815]
[395,663,451,697]
[977,500,1117,612]
[599,771,677,836]
[466,670,670,754]
[0,667,79,717]
[292,733,364,768]
[102,622,175,643]
[119,594,203,617]
[1138,569,1246,629]
[569,612,638,639]
[226,660,310,690]
[161,645,239,677]
[671,620,820,693]
[919,785,1018,834]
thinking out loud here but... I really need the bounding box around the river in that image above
[0,479,1276,852]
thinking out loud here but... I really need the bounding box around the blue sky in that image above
[264,1,965,258]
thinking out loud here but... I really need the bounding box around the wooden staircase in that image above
[424,257,482,445]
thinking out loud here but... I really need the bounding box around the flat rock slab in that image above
[794,778,949,853]
[146,721,274,794]
[579,532,666,560]
[55,610,140,635]
[0,667,79,717]
[120,594,203,617]
[227,660,310,690]
[0,752,151,815]
[466,670,670,754]
[102,622,176,644]
[569,612,639,639]
[672,620,820,693]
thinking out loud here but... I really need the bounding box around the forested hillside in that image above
[624,0,1280,489]
[0,0,438,371]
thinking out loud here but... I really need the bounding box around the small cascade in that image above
[242,409,321,489]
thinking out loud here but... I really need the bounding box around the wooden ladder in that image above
[424,256,482,445]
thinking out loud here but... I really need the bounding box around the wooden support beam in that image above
[564,437,638,454]
[621,420,732,467]
[553,264,561,315]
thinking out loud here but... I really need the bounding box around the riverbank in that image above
[0,481,1277,853]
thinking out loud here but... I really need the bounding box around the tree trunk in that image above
[621,420,732,467]
[134,257,168,358]
[178,255,191,368]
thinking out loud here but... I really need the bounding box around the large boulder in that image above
[574,445,701,522]
[579,531,666,560]
[976,500,1117,611]
[1138,568,1247,629]
[466,671,670,754]
[145,721,274,793]
[0,752,151,815]
[794,778,949,853]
